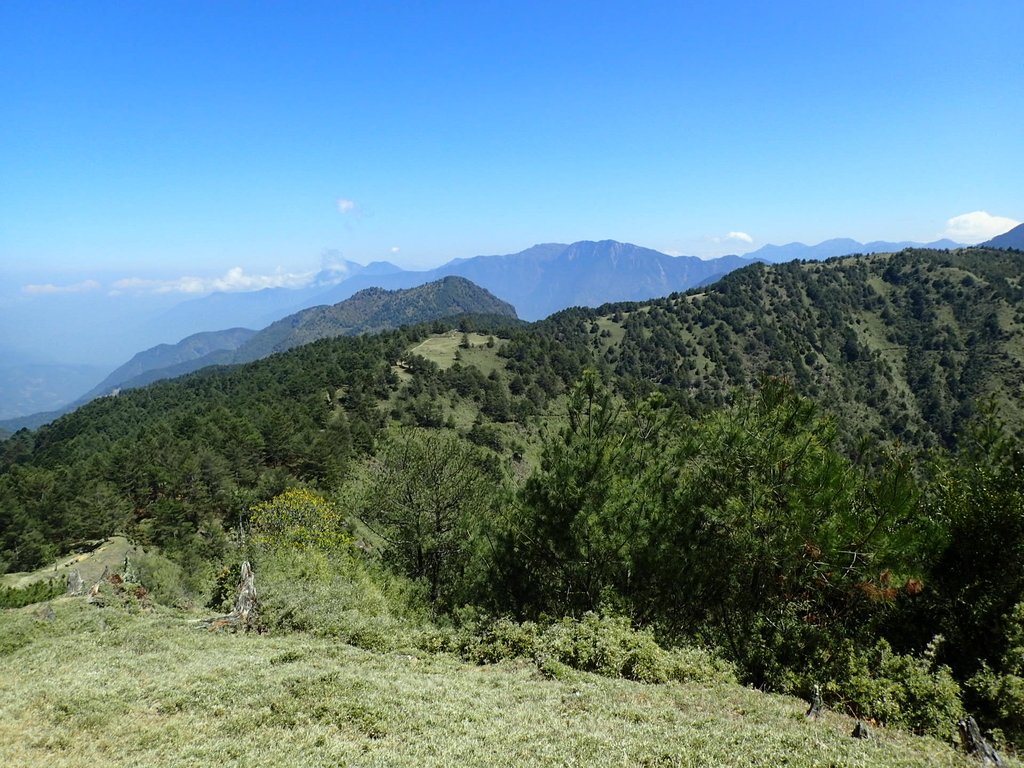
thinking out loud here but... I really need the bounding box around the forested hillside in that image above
[0,277,518,433]
[4,246,1024,751]
[233,275,517,362]
[588,247,1024,447]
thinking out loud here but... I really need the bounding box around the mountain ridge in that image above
[0,233,985,422]
[0,277,517,432]
[745,237,963,263]
[982,222,1024,250]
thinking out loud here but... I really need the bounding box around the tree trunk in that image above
[198,561,259,633]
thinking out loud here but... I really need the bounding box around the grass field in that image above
[0,597,992,768]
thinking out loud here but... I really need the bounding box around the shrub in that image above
[968,602,1024,747]
[0,579,63,609]
[131,550,194,608]
[460,612,735,686]
[253,544,428,653]
[819,637,965,743]
[250,488,352,552]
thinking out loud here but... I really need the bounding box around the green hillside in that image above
[570,247,1024,448]
[234,275,518,362]
[3,247,1024,758]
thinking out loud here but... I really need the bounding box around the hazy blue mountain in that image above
[358,261,405,276]
[0,362,108,422]
[90,242,755,356]
[80,328,258,400]
[747,238,962,263]
[982,222,1024,250]
[309,241,761,321]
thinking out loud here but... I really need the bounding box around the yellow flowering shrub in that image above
[250,488,352,552]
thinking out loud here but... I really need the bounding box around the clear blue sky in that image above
[2,0,1022,289]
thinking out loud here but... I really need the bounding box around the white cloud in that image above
[390,246,400,253]
[942,211,1020,243]
[22,279,101,295]
[110,267,316,295]
[336,198,356,214]
[320,249,352,272]
[726,231,754,244]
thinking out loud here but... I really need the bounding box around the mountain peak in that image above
[982,222,1024,250]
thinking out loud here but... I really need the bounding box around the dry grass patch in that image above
[0,599,993,768]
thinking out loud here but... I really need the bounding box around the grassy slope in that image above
[0,599,985,768]
[0,537,136,590]
[408,332,503,373]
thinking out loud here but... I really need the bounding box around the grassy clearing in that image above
[0,598,989,768]
[409,332,503,373]
[0,537,136,590]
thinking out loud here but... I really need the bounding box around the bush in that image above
[968,602,1024,747]
[254,544,429,653]
[819,637,965,743]
[970,664,1024,750]
[460,612,735,686]
[250,488,352,552]
[131,551,194,608]
[0,579,64,609]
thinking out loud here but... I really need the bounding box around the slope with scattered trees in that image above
[3,247,1024,751]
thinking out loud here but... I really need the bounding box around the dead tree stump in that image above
[805,684,823,720]
[959,717,1005,766]
[199,560,259,633]
[851,720,872,739]
[87,566,111,603]
[66,570,85,596]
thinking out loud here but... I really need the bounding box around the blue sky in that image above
[2,0,1022,294]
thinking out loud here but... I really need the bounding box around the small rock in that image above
[66,570,85,596]
[35,605,56,622]
[852,720,872,739]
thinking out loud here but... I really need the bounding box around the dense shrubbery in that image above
[254,545,428,652]
[968,602,1024,748]
[459,612,735,686]
[0,579,63,609]
[812,637,965,742]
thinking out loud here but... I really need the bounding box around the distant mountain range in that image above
[745,237,963,263]
[151,238,971,346]
[151,241,759,344]
[307,241,761,322]
[4,227,1015,426]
